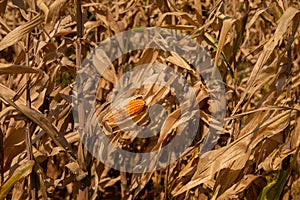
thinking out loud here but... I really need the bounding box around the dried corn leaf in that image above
[0,160,34,200]
[0,15,44,51]
[233,7,300,114]
[0,84,74,158]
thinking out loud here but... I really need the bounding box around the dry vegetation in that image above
[0,0,300,199]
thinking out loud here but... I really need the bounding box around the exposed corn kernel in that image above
[107,98,145,122]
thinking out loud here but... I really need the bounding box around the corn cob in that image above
[107,98,145,123]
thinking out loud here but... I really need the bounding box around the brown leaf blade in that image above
[0,160,34,200]
[0,15,44,51]
[0,63,40,74]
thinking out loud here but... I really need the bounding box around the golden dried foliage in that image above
[0,0,299,199]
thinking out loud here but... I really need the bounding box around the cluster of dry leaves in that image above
[0,0,299,199]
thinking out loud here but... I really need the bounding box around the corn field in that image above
[0,0,300,199]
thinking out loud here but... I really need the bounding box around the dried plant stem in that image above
[164,152,171,200]
[75,0,89,199]
[25,29,36,200]
[0,126,3,184]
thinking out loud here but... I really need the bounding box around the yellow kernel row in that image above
[107,98,145,122]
